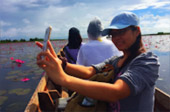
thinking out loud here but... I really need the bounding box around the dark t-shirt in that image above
[93,52,160,112]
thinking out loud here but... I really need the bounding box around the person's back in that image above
[63,27,83,64]
[77,37,122,66]
[76,17,122,106]
[77,17,122,66]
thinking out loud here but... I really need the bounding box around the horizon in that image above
[1,31,170,41]
[0,0,170,40]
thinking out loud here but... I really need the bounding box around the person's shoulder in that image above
[63,45,68,50]
[81,40,97,47]
[138,51,158,60]
[101,39,117,49]
[79,42,92,50]
[80,42,85,46]
[101,38,113,44]
[131,51,160,66]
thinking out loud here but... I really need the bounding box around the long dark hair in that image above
[67,27,82,49]
[121,26,146,68]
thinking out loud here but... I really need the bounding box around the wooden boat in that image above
[154,88,170,112]
[25,74,170,112]
[24,74,68,112]
[25,49,69,112]
[25,49,170,112]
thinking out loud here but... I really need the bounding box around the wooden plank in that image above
[24,48,64,112]
[38,92,55,111]
[25,47,170,112]
[24,75,48,112]
[154,87,170,112]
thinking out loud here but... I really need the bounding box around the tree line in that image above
[0,37,43,43]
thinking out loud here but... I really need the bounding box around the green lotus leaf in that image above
[18,72,29,77]
[0,90,7,96]
[5,102,25,112]
[8,70,21,75]
[32,76,41,80]
[8,88,31,95]
[34,69,43,74]
[0,96,8,105]
[5,75,18,80]
[25,62,35,67]
[0,58,8,64]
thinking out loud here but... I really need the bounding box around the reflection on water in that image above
[155,53,170,94]
[142,35,170,95]
[0,40,67,111]
[0,36,170,111]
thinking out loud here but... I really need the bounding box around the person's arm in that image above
[36,42,130,103]
[63,75,131,103]
[65,63,96,79]
[35,41,96,79]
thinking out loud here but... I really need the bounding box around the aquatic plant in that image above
[7,70,22,75]
[21,77,30,82]
[0,90,7,96]
[0,96,8,105]
[5,102,26,112]
[5,75,18,80]
[8,88,31,95]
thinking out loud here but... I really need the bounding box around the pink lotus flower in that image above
[10,57,14,60]
[11,57,24,63]
[15,59,25,63]
[21,77,30,82]
[17,63,22,67]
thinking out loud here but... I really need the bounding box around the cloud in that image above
[140,14,170,34]
[151,1,170,9]
[22,19,30,24]
[0,0,61,13]
[1,25,45,40]
[0,0,19,13]
[0,20,11,27]
[1,0,170,40]
[2,28,18,39]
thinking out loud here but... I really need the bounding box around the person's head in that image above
[102,12,144,54]
[68,27,82,49]
[87,17,103,40]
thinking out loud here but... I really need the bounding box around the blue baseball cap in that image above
[102,12,139,36]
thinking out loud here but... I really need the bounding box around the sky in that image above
[0,0,170,40]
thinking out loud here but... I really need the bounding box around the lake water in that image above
[0,40,67,112]
[0,35,170,112]
[142,35,170,95]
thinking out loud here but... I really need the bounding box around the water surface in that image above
[0,36,170,111]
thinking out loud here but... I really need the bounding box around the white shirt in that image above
[77,38,123,66]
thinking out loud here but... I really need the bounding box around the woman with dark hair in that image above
[63,27,83,64]
[36,12,160,111]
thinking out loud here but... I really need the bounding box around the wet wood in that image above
[38,92,55,111]
[25,78,170,112]
[25,75,48,112]
[154,87,170,112]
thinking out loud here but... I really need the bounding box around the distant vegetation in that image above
[0,32,170,43]
[0,37,43,43]
[143,32,170,36]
